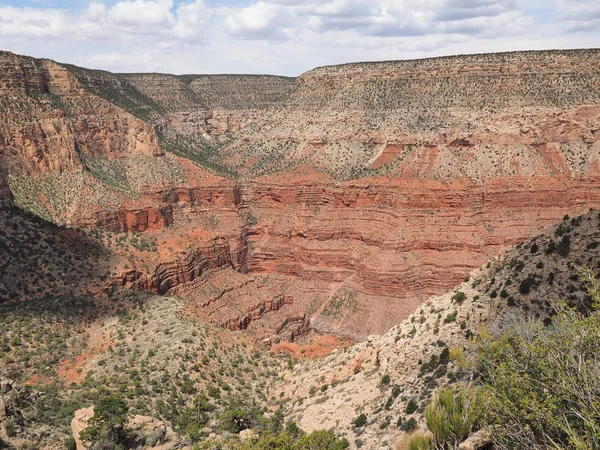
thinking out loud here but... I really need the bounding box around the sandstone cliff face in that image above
[0,53,163,174]
[234,175,600,335]
[0,52,175,228]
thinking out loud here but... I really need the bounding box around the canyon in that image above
[2,49,600,343]
[2,47,600,450]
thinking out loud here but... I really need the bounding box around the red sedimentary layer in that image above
[110,173,600,337]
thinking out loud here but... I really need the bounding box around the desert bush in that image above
[451,292,466,304]
[448,347,464,364]
[424,387,483,449]
[405,400,419,415]
[409,434,433,450]
[400,418,418,432]
[219,409,252,433]
[443,312,457,324]
[518,276,537,295]
[4,418,17,437]
[353,414,367,428]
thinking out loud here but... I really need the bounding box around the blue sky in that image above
[0,0,598,75]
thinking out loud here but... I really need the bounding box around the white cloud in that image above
[221,0,534,40]
[556,0,600,32]
[0,0,211,42]
[224,1,292,40]
[86,2,106,22]
[108,0,176,29]
[0,0,598,76]
[174,1,212,39]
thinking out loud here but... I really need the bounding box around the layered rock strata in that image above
[4,49,600,339]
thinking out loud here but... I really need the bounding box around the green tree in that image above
[270,408,285,434]
[80,394,130,450]
[220,409,251,433]
[285,421,302,438]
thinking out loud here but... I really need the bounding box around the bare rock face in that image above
[118,237,234,293]
[71,407,94,450]
[0,52,162,176]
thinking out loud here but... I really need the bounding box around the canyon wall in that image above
[3,49,600,339]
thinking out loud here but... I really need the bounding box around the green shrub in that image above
[219,409,252,434]
[424,387,483,449]
[400,418,418,432]
[353,413,367,428]
[452,292,466,304]
[519,276,537,295]
[443,312,457,323]
[233,428,348,450]
[4,418,17,437]
[409,434,433,450]
[207,385,220,398]
[477,269,600,450]
[80,394,130,449]
[556,234,571,256]
[405,400,419,415]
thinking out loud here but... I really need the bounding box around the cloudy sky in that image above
[0,0,598,75]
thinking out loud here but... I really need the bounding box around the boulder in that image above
[459,429,493,450]
[71,406,94,450]
[71,407,178,450]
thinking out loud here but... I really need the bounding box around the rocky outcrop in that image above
[0,377,38,441]
[72,407,179,450]
[0,53,163,176]
[158,109,247,136]
[82,204,174,233]
[71,406,93,450]
[118,238,233,294]
[220,294,310,340]
[153,183,240,208]
[151,241,232,294]
[459,430,494,450]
